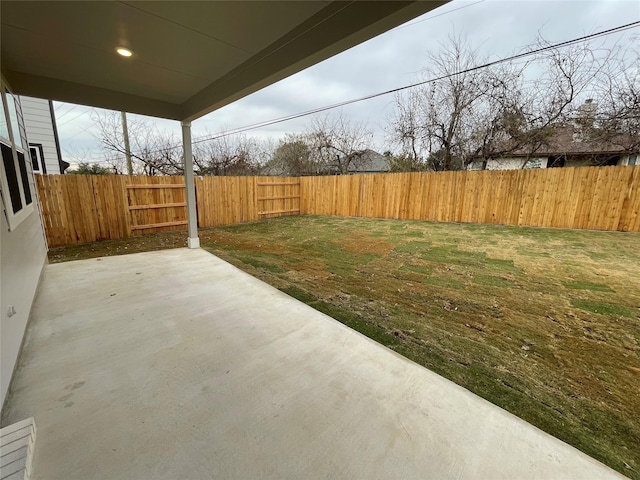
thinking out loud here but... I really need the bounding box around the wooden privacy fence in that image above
[36,175,300,246]
[194,176,300,226]
[37,174,130,247]
[301,166,640,232]
[126,176,187,234]
[36,166,640,247]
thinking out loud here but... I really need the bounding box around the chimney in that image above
[577,99,597,128]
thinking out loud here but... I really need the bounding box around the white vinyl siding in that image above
[483,157,548,170]
[1,81,48,409]
[1,190,47,409]
[20,96,61,174]
[618,155,638,166]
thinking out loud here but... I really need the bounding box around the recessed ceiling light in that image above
[116,47,133,57]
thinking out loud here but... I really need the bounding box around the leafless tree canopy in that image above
[193,133,267,176]
[93,111,184,175]
[593,43,640,153]
[389,33,638,170]
[264,134,314,176]
[306,113,373,174]
[260,114,373,175]
[92,112,269,176]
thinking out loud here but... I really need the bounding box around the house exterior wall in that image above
[618,155,638,166]
[20,96,62,174]
[469,157,548,171]
[564,158,593,168]
[1,193,48,409]
[1,86,48,410]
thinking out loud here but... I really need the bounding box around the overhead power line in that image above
[58,107,95,127]
[391,0,487,31]
[147,20,640,154]
[55,103,81,120]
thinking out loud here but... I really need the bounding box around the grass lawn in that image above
[49,216,640,478]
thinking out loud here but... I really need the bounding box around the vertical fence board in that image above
[617,167,640,231]
[36,166,640,247]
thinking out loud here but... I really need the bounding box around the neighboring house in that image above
[468,124,638,171]
[347,149,390,174]
[20,96,69,174]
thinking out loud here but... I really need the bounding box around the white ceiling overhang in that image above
[1,1,447,121]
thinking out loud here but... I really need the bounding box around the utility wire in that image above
[143,20,640,154]
[58,107,95,127]
[65,122,96,140]
[55,103,81,120]
[391,0,487,31]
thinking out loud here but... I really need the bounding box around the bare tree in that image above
[306,113,373,174]
[592,43,640,155]
[390,36,514,170]
[93,112,270,175]
[388,89,423,167]
[503,34,618,167]
[193,133,265,176]
[388,33,629,170]
[263,133,313,176]
[93,110,184,175]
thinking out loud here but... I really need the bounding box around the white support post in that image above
[181,121,200,248]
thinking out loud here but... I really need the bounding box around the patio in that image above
[1,248,623,479]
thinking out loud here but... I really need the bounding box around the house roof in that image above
[348,149,389,173]
[507,124,635,158]
[1,1,446,121]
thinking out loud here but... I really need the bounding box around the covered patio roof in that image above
[1,1,446,121]
[1,249,624,479]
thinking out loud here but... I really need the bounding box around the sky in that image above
[52,0,640,166]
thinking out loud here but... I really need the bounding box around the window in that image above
[0,94,8,140]
[469,160,486,171]
[1,143,21,213]
[629,155,637,166]
[29,144,46,174]
[548,155,566,168]
[0,84,34,230]
[524,158,543,169]
[5,93,24,148]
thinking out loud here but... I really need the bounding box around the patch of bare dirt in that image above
[337,231,395,256]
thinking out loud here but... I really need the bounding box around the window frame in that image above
[0,84,34,231]
[29,143,46,174]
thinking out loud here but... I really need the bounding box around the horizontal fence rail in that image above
[125,177,187,234]
[36,166,640,247]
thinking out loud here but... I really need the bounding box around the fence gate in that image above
[256,178,301,219]
[126,179,188,234]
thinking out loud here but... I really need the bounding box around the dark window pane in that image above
[1,142,22,213]
[17,151,32,205]
[30,147,39,171]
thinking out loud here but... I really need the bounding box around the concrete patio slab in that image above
[1,248,624,479]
